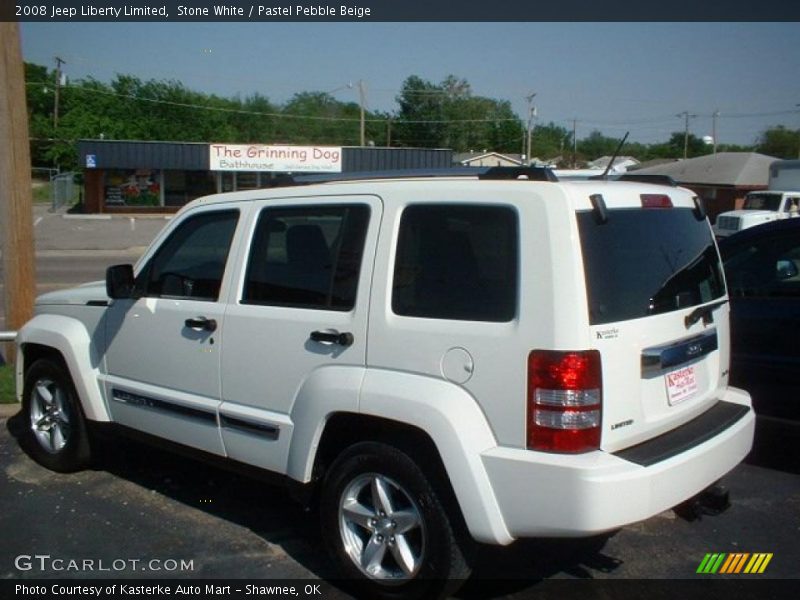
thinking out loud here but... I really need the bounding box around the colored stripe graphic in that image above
[744,553,773,574]
[720,553,749,573]
[697,553,726,573]
[697,553,772,574]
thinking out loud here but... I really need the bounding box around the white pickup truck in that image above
[713,160,800,238]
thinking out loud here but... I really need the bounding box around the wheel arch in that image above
[17,314,109,422]
[289,368,514,545]
[313,413,461,522]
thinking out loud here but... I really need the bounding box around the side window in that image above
[139,210,238,301]
[243,205,370,311]
[392,204,518,322]
[724,235,800,298]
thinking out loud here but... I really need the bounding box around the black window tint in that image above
[141,210,238,301]
[724,235,800,298]
[393,205,518,322]
[243,205,370,310]
[577,208,725,325]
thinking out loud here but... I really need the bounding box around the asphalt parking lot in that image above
[1,404,798,597]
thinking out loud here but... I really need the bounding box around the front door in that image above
[218,197,381,473]
[103,208,241,455]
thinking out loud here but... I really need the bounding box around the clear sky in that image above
[19,22,800,146]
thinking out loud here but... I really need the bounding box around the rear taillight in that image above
[527,350,602,453]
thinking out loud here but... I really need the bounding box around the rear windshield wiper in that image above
[684,299,729,328]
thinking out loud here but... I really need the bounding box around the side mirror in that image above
[106,264,135,299]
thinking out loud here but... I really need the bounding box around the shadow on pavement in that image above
[456,535,620,599]
[5,412,623,596]
[745,418,800,475]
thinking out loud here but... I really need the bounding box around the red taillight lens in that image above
[527,350,602,453]
[640,194,673,208]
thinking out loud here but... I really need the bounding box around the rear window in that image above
[577,208,725,325]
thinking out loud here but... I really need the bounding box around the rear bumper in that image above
[481,387,754,539]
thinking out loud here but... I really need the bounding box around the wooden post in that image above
[0,23,36,364]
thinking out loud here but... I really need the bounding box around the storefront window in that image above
[164,170,216,207]
[236,172,260,190]
[220,172,235,193]
[104,169,162,207]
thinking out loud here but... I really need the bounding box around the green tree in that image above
[646,132,711,160]
[756,125,800,159]
[577,130,620,160]
[281,91,362,145]
[393,75,522,152]
[530,122,572,161]
[716,142,755,153]
[393,75,448,148]
[25,62,57,167]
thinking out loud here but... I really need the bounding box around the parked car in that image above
[713,160,800,238]
[15,168,754,599]
[719,218,800,424]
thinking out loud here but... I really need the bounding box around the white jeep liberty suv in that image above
[15,167,754,598]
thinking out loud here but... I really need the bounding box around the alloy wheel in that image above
[28,377,72,454]
[338,472,426,581]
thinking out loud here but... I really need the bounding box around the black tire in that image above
[320,442,471,600]
[21,358,91,473]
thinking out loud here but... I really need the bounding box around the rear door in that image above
[218,197,381,474]
[575,198,730,452]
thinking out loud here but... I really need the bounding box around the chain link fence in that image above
[31,168,83,211]
[51,171,78,211]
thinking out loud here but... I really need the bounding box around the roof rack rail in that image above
[589,173,678,187]
[262,166,557,188]
[611,173,678,187]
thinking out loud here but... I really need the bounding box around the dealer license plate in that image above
[666,365,698,406]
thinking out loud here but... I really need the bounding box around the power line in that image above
[22,82,797,144]
[28,82,520,125]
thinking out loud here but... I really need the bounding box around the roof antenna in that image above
[599,131,629,180]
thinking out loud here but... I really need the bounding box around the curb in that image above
[34,248,148,258]
[0,403,20,419]
[0,248,147,259]
[62,214,172,221]
[62,214,112,220]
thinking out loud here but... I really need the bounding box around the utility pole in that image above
[525,92,536,166]
[386,118,392,147]
[357,80,366,146]
[53,55,66,130]
[677,111,697,159]
[0,23,36,364]
[796,104,800,159]
[712,110,720,154]
[572,118,577,168]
